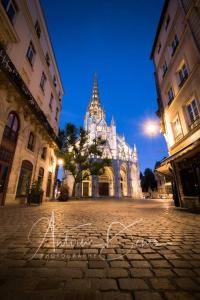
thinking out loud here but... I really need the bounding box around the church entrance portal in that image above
[99,182,109,196]
[83,182,89,197]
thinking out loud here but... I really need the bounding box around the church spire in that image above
[91,73,100,102]
[86,75,105,122]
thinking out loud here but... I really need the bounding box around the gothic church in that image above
[67,76,142,198]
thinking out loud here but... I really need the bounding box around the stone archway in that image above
[0,111,20,205]
[16,160,33,197]
[120,164,128,197]
[98,167,115,197]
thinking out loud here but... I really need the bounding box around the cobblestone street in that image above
[0,199,200,300]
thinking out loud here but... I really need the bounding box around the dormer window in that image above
[35,20,41,39]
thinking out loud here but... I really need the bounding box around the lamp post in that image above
[143,120,159,138]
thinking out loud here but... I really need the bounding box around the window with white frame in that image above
[171,34,179,57]
[178,63,188,88]
[167,86,174,104]
[26,41,36,66]
[172,115,182,141]
[1,0,18,23]
[186,99,200,124]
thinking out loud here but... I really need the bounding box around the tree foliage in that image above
[58,123,111,197]
[140,168,157,192]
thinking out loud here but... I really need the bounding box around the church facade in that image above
[66,77,142,199]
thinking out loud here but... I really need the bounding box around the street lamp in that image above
[143,120,159,137]
[57,158,64,166]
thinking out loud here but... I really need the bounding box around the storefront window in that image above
[16,160,33,196]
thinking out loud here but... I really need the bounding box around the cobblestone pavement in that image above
[0,199,200,300]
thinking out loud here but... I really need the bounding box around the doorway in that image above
[99,182,109,196]
[0,112,20,205]
[83,182,89,197]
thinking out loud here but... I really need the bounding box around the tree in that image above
[141,168,157,193]
[59,123,111,197]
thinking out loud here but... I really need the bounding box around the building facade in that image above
[65,77,142,199]
[0,0,63,205]
[151,0,200,208]
[154,162,173,198]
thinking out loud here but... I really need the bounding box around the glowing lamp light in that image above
[143,120,159,137]
[57,158,64,166]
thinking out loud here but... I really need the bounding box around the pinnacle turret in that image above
[111,116,115,126]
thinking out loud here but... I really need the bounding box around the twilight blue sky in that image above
[41,0,168,172]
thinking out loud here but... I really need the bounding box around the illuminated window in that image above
[186,99,199,125]
[172,115,182,141]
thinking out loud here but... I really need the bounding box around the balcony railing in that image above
[189,115,200,130]
[0,46,60,146]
